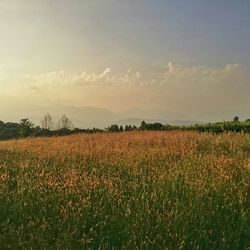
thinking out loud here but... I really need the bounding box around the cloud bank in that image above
[0,62,249,120]
[16,62,246,89]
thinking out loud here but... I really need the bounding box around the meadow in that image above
[0,131,249,249]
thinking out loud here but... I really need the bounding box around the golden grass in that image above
[0,131,249,249]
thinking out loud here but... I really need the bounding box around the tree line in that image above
[0,114,102,140]
[102,116,250,134]
[1,114,250,140]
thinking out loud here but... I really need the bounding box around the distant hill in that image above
[0,104,203,129]
[118,108,187,121]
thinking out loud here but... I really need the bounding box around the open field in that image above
[0,131,249,249]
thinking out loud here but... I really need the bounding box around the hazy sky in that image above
[0,0,250,121]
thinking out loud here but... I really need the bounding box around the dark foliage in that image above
[1,116,250,141]
[0,119,104,141]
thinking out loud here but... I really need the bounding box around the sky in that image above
[0,0,250,123]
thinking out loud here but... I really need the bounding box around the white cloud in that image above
[135,72,141,79]
[1,62,249,116]
[21,67,145,89]
[153,62,248,91]
[223,63,240,72]
[166,62,175,74]
[4,62,248,93]
[99,67,111,78]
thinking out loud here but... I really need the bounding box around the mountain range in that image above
[0,104,204,128]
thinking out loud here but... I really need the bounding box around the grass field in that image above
[0,131,249,249]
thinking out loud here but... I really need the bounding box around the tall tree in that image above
[41,113,54,130]
[19,118,34,138]
[233,116,239,123]
[107,124,119,132]
[57,115,74,130]
[140,121,147,130]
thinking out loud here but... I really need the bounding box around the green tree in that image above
[132,125,137,130]
[107,124,119,132]
[19,118,34,138]
[140,121,147,130]
[233,116,240,123]
[125,125,133,131]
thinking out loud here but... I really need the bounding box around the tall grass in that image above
[0,131,249,249]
